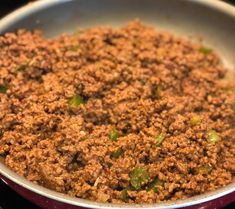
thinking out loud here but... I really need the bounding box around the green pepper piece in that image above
[153,187,159,193]
[0,85,7,94]
[154,86,162,100]
[68,95,84,108]
[111,148,124,159]
[69,45,79,52]
[130,167,150,190]
[207,130,221,144]
[195,164,212,175]
[109,128,119,141]
[155,133,166,146]
[146,177,164,191]
[199,46,212,55]
[190,115,201,126]
[0,151,9,158]
[107,162,113,168]
[17,64,28,72]
[121,189,129,202]
[16,59,34,72]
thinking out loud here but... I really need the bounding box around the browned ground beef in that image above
[0,21,234,203]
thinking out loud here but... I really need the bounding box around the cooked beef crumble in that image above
[0,21,234,203]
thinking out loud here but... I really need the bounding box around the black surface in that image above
[0,179,235,209]
[0,1,235,209]
[0,179,41,209]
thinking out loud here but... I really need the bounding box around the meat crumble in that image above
[0,21,234,203]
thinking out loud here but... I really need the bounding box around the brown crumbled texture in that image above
[0,20,234,203]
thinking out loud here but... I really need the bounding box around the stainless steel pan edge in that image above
[0,0,234,208]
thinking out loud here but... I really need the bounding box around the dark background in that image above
[0,0,235,209]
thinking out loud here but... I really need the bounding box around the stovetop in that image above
[0,1,235,209]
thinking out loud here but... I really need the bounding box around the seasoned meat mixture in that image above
[0,21,234,203]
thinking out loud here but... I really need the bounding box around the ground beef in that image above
[0,20,234,204]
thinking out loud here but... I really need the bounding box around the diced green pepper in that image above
[153,187,159,193]
[72,31,79,36]
[109,128,119,141]
[0,152,8,158]
[0,85,7,94]
[154,86,162,100]
[206,130,221,144]
[69,45,79,52]
[130,167,150,190]
[195,164,212,175]
[121,189,129,202]
[146,177,164,191]
[155,133,166,146]
[190,115,201,126]
[111,148,124,159]
[199,46,212,55]
[68,95,84,108]
[17,64,28,72]
[107,162,113,168]
[16,59,34,72]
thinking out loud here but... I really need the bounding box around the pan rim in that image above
[0,0,235,208]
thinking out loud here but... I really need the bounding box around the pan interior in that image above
[0,0,235,71]
[0,0,234,208]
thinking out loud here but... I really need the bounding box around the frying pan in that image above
[0,0,235,208]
